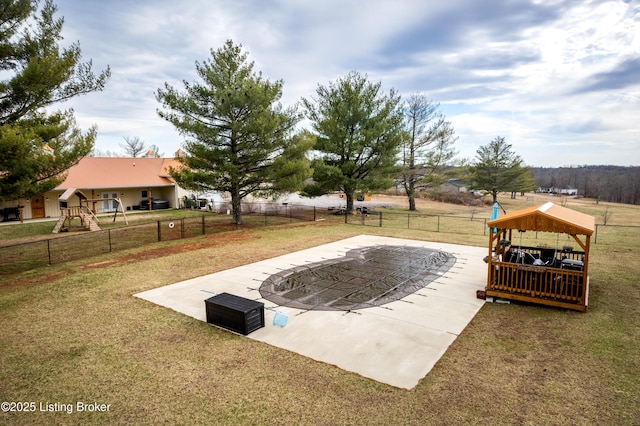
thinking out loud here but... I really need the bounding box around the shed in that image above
[485,202,594,311]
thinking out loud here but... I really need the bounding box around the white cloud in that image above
[50,0,640,166]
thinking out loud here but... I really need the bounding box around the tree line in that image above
[532,165,640,205]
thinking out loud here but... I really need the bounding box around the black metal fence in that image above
[343,209,491,235]
[0,204,324,275]
[342,209,639,247]
[593,224,640,246]
[1,203,637,276]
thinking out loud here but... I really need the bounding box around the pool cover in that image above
[259,245,455,311]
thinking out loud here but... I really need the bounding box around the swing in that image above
[513,230,534,264]
[547,233,561,267]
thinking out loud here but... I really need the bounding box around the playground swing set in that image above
[52,188,128,234]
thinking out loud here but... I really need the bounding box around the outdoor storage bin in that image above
[205,293,264,335]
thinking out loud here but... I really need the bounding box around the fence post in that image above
[157,220,161,241]
[181,218,185,238]
[313,206,316,222]
[379,211,382,227]
[108,229,112,252]
[47,239,52,265]
[594,224,598,244]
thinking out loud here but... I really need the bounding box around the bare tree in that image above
[400,94,457,210]
[147,144,164,158]
[120,136,147,157]
[91,148,120,157]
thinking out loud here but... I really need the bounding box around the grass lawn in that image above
[1,195,639,424]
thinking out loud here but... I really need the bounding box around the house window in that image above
[102,192,118,213]
[141,190,148,198]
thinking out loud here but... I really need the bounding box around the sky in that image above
[52,0,640,167]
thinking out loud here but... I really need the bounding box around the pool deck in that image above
[135,235,487,389]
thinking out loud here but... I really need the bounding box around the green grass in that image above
[0,220,57,240]
[1,196,639,424]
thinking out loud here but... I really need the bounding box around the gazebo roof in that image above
[487,202,594,236]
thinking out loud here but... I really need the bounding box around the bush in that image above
[182,196,196,209]
[425,190,488,206]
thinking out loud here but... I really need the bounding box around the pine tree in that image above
[0,0,110,202]
[156,40,311,224]
[302,71,404,212]
[471,136,532,203]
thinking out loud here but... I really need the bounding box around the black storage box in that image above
[205,293,264,335]
[561,258,584,271]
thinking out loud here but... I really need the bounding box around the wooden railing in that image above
[60,206,97,218]
[60,206,85,217]
[488,262,586,304]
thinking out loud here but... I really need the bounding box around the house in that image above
[440,179,470,193]
[1,156,193,220]
[536,187,579,196]
[437,179,482,196]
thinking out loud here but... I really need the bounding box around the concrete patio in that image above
[135,235,487,389]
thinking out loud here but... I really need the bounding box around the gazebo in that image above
[485,202,595,311]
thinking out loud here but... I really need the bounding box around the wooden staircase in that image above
[52,216,66,234]
[83,213,101,232]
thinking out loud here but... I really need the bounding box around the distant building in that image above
[441,179,470,193]
[536,187,578,196]
[438,179,482,196]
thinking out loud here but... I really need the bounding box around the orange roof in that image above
[487,202,595,236]
[160,158,184,177]
[55,157,175,190]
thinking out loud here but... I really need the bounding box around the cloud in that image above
[48,0,640,166]
[574,57,640,93]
